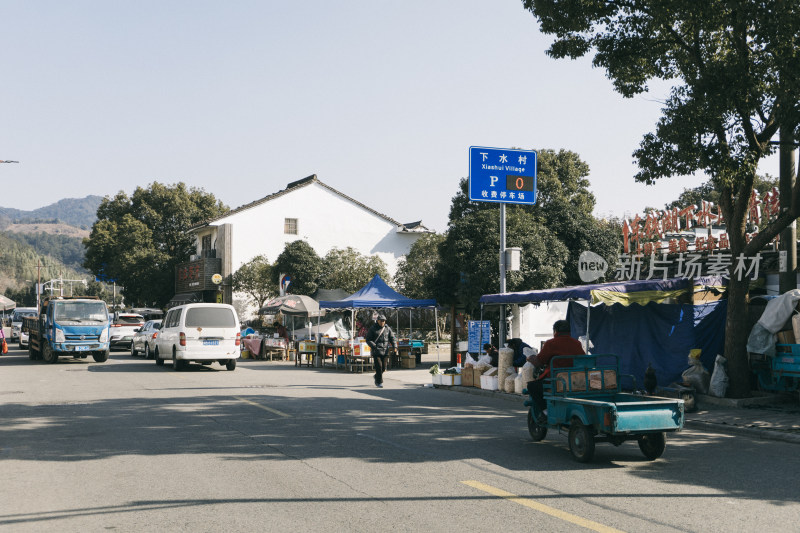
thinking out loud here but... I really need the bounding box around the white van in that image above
[154,303,241,371]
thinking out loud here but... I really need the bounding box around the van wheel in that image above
[173,351,185,371]
[154,347,164,366]
[225,359,236,371]
[42,344,58,364]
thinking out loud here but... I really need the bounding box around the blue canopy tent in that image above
[319,275,442,364]
[479,277,727,386]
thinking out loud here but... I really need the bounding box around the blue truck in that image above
[524,354,685,462]
[23,297,111,364]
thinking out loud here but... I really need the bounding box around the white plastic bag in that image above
[477,354,492,366]
[579,335,594,353]
[709,355,729,398]
[521,361,535,383]
[504,366,517,393]
[464,353,477,367]
[522,346,538,359]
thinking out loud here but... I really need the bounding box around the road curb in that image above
[685,419,800,445]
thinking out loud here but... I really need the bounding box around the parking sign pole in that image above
[499,203,506,346]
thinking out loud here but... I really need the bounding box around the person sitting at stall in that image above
[507,337,533,367]
[527,319,585,423]
[482,343,499,366]
[275,320,289,345]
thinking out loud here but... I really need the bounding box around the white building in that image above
[177,175,431,306]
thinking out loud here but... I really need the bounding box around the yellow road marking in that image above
[234,396,291,418]
[461,480,626,533]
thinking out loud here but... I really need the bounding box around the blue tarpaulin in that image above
[567,300,726,387]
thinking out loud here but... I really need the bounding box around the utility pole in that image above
[35,259,42,310]
[779,128,798,294]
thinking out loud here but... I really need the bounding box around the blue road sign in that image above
[469,146,537,205]
[468,320,491,354]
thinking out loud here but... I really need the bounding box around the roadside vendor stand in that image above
[479,276,727,387]
[318,275,441,372]
[241,336,288,360]
[260,294,324,364]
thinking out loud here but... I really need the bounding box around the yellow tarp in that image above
[590,288,691,306]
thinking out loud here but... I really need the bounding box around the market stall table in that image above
[261,337,288,360]
[296,340,317,367]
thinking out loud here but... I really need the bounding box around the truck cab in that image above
[26,297,111,363]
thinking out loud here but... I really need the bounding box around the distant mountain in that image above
[0,195,103,229]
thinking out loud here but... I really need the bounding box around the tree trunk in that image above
[724,275,752,398]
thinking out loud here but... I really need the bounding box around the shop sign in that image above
[175,258,222,293]
[623,187,781,254]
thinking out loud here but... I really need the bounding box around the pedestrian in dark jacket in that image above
[365,314,397,388]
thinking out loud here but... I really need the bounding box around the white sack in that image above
[709,355,729,398]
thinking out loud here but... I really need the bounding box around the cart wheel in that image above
[638,432,666,460]
[568,421,595,463]
[527,409,548,441]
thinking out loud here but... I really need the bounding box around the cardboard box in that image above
[461,367,474,387]
[778,329,796,345]
[473,369,482,388]
[588,369,617,390]
[401,357,416,369]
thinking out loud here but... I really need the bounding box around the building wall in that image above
[195,181,423,277]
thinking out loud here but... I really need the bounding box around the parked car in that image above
[154,303,240,371]
[11,307,38,348]
[131,319,162,359]
[109,313,145,350]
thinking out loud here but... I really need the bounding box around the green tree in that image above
[525,0,800,396]
[318,247,389,294]
[272,240,322,296]
[394,233,446,299]
[449,148,621,286]
[232,255,277,310]
[84,182,228,308]
[665,175,779,214]
[435,208,568,315]
[533,150,621,284]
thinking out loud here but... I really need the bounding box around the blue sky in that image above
[0,1,780,233]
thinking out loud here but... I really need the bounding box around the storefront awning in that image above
[167,292,203,308]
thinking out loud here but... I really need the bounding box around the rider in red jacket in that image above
[527,320,585,422]
[527,320,585,379]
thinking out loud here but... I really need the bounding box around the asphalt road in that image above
[1,346,799,532]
